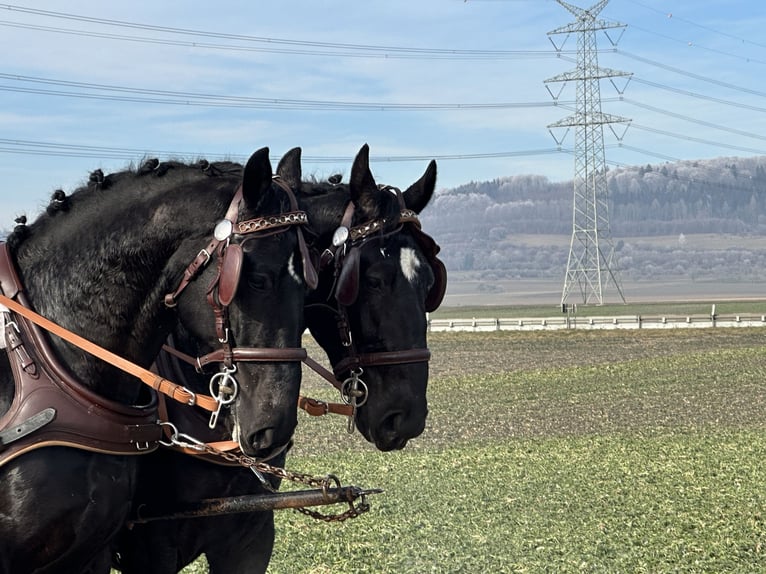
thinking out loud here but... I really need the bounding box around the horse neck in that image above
[11,175,235,403]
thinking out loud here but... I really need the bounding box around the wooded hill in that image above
[420,155,766,281]
[4,155,766,282]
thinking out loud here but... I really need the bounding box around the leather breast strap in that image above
[0,243,162,468]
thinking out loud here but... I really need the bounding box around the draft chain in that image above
[167,430,372,522]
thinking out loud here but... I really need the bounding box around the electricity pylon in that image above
[545,0,631,305]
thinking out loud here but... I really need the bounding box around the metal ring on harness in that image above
[340,369,368,409]
[340,369,368,434]
[208,366,239,429]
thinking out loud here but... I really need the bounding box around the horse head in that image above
[304,144,444,451]
[167,147,310,460]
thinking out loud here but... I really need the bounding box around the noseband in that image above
[164,177,317,428]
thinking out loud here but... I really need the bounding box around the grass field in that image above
[178,327,766,573]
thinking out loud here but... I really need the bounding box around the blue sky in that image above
[2,0,765,220]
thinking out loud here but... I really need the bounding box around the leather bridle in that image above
[308,187,447,428]
[163,176,317,428]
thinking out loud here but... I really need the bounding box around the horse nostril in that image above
[379,411,406,440]
[247,427,276,457]
[375,409,427,451]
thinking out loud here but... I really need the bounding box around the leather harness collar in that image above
[0,243,162,467]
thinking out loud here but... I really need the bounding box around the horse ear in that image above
[349,144,381,218]
[403,160,437,214]
[276,147,302,189]
[242,147,273,207]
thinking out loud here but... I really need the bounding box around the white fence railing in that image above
[428,314,766,332]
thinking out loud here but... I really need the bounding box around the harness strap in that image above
[160,343,352,417]
[196,347,308,370]
[302,354,343,391]
[298,396,354,417]
[164,187,244,307]
[333,348,432,378]
[0,407,55,446]
[0,291,219,413]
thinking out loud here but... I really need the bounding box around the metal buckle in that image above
[197,248,212,265]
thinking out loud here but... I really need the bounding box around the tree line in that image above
[420,155,766,281]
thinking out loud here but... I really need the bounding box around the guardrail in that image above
[428,314,766,332]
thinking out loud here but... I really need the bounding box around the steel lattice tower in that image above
[545,0,631,305]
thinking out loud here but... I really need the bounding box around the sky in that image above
[2,0,766,220]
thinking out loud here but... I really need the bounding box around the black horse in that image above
[0,147,312,574]
[304,143,444,451]
[112,144,444,573]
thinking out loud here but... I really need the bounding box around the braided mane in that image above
[6,158,244,249]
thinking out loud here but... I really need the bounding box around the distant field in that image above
[176,327,766,573]
[439,275,766,309]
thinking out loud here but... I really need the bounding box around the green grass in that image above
[267,434,766,574]
[172,328,766,573]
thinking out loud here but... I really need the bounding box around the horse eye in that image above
[366,276,383,289]
[247,273,272,291]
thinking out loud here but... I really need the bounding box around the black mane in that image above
[6,158,246,249]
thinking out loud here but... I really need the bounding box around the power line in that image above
[622,99,766,143]
[617,50,766,98]
[0,4,562,60]
[558,53,766,103]
[622,22,766,66]
[556,95,766,156]
[620,0,766,51]
[631,77,766,114]
[1,1,764,191]
[606,146,766,198]
[629,124,766,156]
[0,20,558,60]
[0,137,568,163]
[0,72,563,111]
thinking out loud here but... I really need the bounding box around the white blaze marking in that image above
[399,247,421,283]
[287,253,302,285]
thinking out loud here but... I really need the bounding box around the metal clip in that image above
[159,420,207,451]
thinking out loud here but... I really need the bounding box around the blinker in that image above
[214,220,233,242]
[217,243,243,307]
